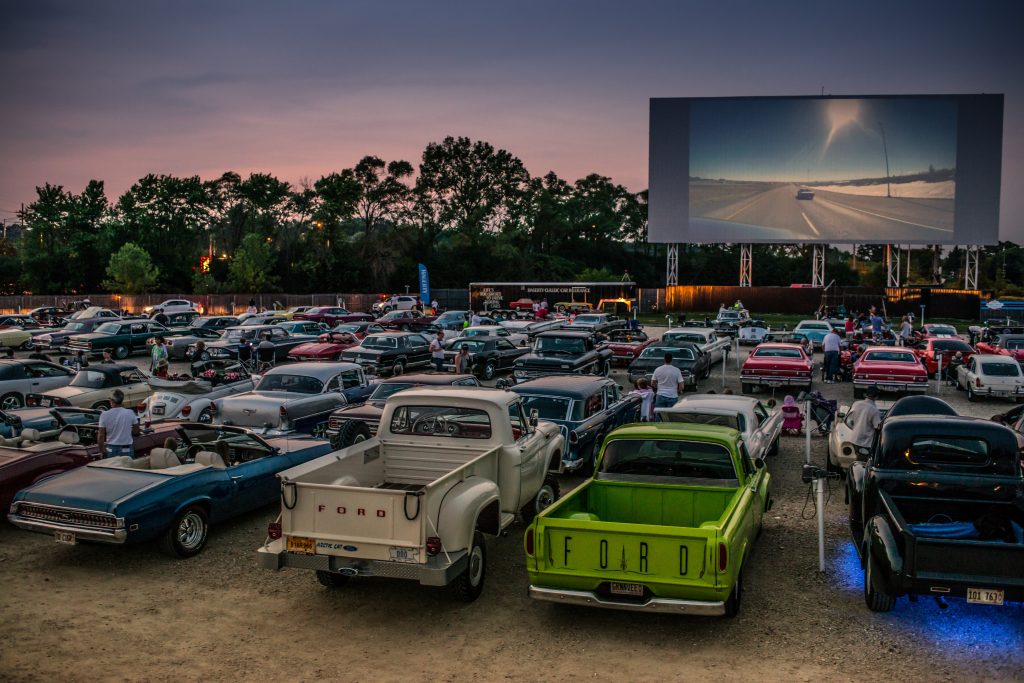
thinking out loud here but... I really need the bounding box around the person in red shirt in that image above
[844,316,855,338]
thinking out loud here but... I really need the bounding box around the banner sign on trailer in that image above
[418,263,431,305]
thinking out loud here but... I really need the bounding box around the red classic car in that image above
[912,337,976,377]
[288,323,384,362]
[374,309,436,331]
[605,328,655,365]
[0,422,179,514]
[915,323,959,339]
[740,343,813,393]
[852,346,929,399]
[976,333,1024,363]
[293,307,374,327]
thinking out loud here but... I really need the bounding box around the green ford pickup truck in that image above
[524,423,770,616]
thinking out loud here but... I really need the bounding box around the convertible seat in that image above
[195,450,227,468]
[0,435,24,447]
[58,430,80,445]
[147,448,181,470]
[19,428,41,444]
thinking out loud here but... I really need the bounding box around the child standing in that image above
[631,378,655,421]
[781,395,804,435]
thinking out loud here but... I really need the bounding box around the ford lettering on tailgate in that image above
[552,531,705,577]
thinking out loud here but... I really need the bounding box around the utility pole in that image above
[878,121,891,198]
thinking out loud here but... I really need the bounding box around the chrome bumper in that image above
[7,515,128,543]
[741,375,810,387]
[853,380,927,393]
[528,585,726,615]
[257,542,468,587]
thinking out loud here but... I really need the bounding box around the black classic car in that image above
[625,341,711,389]
[512,330,613,381]
[509,375,641,471]
[442,336,530,380]
[325,372,480,447]
[190,316,240,331]
[560,313,627,336]
[190,325,313,361]
[340,332,432,376]
[848,397,1024,612]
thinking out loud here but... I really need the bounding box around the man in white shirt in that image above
[429,330,445,372]
[847,386,881,449]
[651,353,685,409]
[822,328,843,384]
[470,311,482,327]
[97,389,140,458]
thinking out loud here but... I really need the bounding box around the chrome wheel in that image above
[177,511,207,551]
[1,393,23,410]
[468,544,484,587]
[535,484,556,512]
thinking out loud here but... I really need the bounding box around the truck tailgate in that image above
[913,539,1024,586]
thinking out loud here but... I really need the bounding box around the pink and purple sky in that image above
[1,0,1022,242]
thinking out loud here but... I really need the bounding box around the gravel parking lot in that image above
[2,334,1022,682]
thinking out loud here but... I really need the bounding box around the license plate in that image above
[967,587,1004,606]
[609,582,645,597]
[287,536,315,554]
[767,380,782,387]
[54,530,76,545]
[879,384,899,392]
[152,405,164,415]
[389,547,419,563]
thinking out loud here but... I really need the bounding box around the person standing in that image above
[454,345,471,374]
[153,310,169,327]
[847,386,882,450]
[97,389,140,458]
[629,378,654,421]
[650,353,685,409]
[429,330,446,372]
[844,316,855,338]
[870,311,884,338]
[822,327,842,384]
[470,311,482,327]
[431,299,439,316]
[898,316,913,346]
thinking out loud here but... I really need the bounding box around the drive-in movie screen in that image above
[648,95,1003,244]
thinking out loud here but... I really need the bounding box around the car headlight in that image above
[514,370,526,377]
[210,348,229,357]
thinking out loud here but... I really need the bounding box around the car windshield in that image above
[753,348,802,359]
[69,370,108,388]
[256,373,324,394]
[573,315,601,324]
[380,311,403,320]
[462,329,493,337]
[96,322,121,334]
[368,382,415,402]
[932,340,972,353]
[659,412,741,430]
[598,438,737,481]
[435,312,465,324]
[389,405,492,439]
[981,362,1020,377]
[363,336,398,349]
[451,340,486,352]
[663,332,704,344]
[928,325,957,335]
[797,323,830,330]
[64,322,86,331]
[641,346,695,360]
[718,312,740,320]
[608,330,646,342]
[516,394,571,421]
[332,324,361,333]
[863,351,917,363]
[179,426,269,453]
[224,328,257,341]
[535,337,586,354]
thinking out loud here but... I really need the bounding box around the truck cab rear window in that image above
[389,405,492,439]
[598,439,737,482]
[907,437,990,467]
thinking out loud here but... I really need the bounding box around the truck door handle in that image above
[231,475,243,481]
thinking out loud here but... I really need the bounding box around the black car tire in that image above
[113,345,130,360]
[723,570,743,617]
[1,392,23,410]
[864,553,896,612]
[200,351,211,361]
[853,387,865,400]
[91,401,111,411]
[160,505,209,558]
[741,382,753,394]
[197,407,214,424]
[391,360,405,376]
[337,420,372,447]
[450,531,486,602]
[521,476,560,524]
[316,570,350,588]
[481,360,496,381]
[967,385,979,402]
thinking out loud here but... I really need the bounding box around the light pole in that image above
[878,120,891,198]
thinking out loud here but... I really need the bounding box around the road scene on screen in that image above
[689,97,957,242]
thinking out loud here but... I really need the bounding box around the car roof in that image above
[666,327,715,335]
[973,353,1019,363]
[367,331,423,338]
[265,362,362,379]
[536,330,592,339]
[510,375,610,397]
[79,363,137,374]
[382,372,476,385]
[675,394,761,410]
[753,343,805,350]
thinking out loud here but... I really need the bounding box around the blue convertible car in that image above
[8,424,333,557]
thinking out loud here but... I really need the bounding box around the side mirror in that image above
[529,408,539,428]
[754,457,765,470]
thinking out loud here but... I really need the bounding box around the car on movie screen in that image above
[739,343,813,393]
[955,354,1024,403]
[509,375,641,471]
[28,364,152,410]
[441,337,530,380]
[8,424,333,558]
[626,342,709,390]
[604,328,655,365]
[340,332,433,376]
[796,188,815,200]
[0,421,179,515]
[509,298,537,316]
[325,372,480,447]
[911,337,976,377]
[213,362,371,435]
[851,346,928,399]
[975,333,1024,363]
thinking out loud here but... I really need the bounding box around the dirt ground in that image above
[2,340,1023,682]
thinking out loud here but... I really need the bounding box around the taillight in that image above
[568,431,578,445]
[136,403,146,413]
[181,405,192,416]
[268,522,282,540]
[209,403,217,414]
[976,377,982,388]
[27,395,39,406]
[718,543,728,572]
[280,405,287,417]
[426,536,442,556]
[525,528,534,556]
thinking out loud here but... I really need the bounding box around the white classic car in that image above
[139,360,256,423]
[661,327,731,365]
[827,401,894,474]
[956,354,1024,402]
[655,393,782,461]
[458,325,529,346]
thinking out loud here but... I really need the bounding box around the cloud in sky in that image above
[1,0,1021,241]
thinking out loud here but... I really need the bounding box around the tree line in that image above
[4,135,1020,296]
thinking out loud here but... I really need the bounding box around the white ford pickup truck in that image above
[257,387,566,601]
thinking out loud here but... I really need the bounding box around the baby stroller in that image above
[797,390,838,434]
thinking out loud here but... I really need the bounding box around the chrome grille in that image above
[16,503,118,529]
